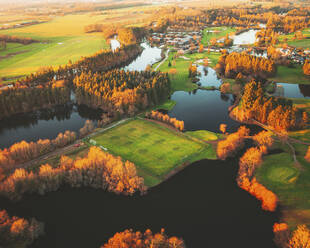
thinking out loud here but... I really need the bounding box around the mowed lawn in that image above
[201,26,236,46]
[92,119,216,186]
[270,65,310,85]
[256,141,310,229]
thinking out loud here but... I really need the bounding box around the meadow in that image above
[0,5,154,82]
[278,28,310,49]
[91,118,217,187]
[201,26,236,46]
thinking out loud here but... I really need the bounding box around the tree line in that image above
[303,60,310,76]
[145,111,185,131]
[217,126,278,212]
[73,70,170,118]
[14,44,142,88]
[0,130,77,170]
[0,81,70,120]
[0,209,44,248]
[84,24,147,45]
[216,52,277,79]
[0,34,39,45]
[102,228,185,248]
[0,146,147,200]
[231,80,308,131]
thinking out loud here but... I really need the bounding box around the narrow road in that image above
[154,48,170,71]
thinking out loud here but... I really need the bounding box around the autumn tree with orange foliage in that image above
[74,70,170,117]
[253,131,274,148]
[217,126,249,160]
[0,130,77,170]
[0,147,146,200]
[146,111,184,131]
[231,80,307,131]
[303,60,310,76]
[288,225,310,248]
[219,124,227,134]
[273,223,290,248]
[102,228,185,248]
[216,52,276,79]
[0,209,44,247]
[238,176,277,211]
[305,146,310,162]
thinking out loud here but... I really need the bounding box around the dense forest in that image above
[231,80,308,131]
[0,146,146,200]
[102,228,185,248]
[216,52,277,79]
[0,81,70,119]
[0,209,44,248]
[73,70,170,117]
[14,44,142,87]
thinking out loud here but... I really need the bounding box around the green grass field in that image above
[0,14,110,81]
[155,51,221,92]
[270,65,310,85]
[256,140,310,229]
[201,26,236,46]
[186,130,223,141]
[278,28,310,49]
[91,118,216,186]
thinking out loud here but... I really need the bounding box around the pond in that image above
[233,29,258,46]
[273,83,310,99]
[124,42,162,71]
[167,66,241,133]
[0,104,103,149]
[0,158,278,248]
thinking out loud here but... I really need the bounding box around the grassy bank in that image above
[155,50,221,92]
[269,65,310,85]
[91,118,217,187]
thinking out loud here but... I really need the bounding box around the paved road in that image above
[154,48,170,71]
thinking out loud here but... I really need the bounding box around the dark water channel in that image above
[0,40,282,248]
[0,158,278,248]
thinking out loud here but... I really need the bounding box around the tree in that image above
[303,60,310,76]
[305,146,310,162]
[288,225,310,248]
[169,68,177,79]
[219,124,227,134]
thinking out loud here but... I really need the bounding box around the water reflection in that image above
[0,104,102,149]
[273,83,310,99]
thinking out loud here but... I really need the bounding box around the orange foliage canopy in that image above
[305,146,310,163]
[238,176,277,211]
[288,225,310,248]
[273,223,290,248]
[146,111,184,131]
[217,126,249,160]
[102,228,185,248]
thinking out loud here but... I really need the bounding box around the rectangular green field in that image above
[92,119,216,186]
[201,26,236,46]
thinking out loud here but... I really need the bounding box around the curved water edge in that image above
[0,158,279,248]
[273,83,310,99]
[0,42,163,149]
